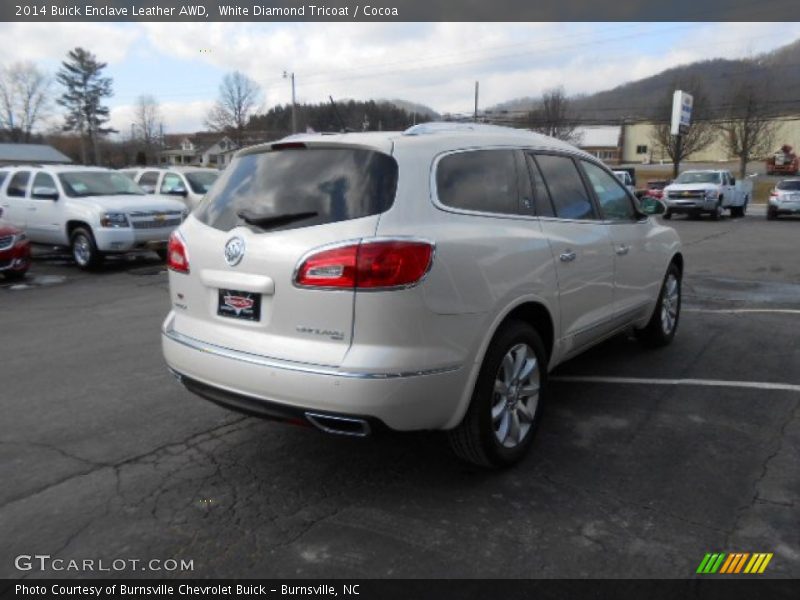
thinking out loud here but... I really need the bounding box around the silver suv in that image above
[162,123,683,467]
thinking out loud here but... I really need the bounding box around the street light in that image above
[283,71,297,134]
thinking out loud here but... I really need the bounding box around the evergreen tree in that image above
[56,48,114,164]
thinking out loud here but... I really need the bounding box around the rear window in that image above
[195,147,398,232]
[776,180,800,191]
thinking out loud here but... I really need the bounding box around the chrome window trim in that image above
[163,320,461,380]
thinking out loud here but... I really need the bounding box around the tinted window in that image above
[525,154,555,217]
[776,180,800,191]
[535,155,596,220]
[138,171,159,193]
[196,147,398,233]
[582,161,636,221]
[6,171,30,197]
[185,171,218,194]
[436,150,521,215]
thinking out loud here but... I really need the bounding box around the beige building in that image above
[622,117,800,164]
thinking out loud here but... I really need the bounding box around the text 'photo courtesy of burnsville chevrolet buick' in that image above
[162,123,683,467]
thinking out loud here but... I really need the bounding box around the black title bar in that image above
[3,0,799,22]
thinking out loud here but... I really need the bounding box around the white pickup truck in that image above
[0,165,186,270]
[662,169,752,219]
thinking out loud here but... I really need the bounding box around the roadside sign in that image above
[670,90,693,136]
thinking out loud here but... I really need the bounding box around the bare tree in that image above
[0,61,52,142]
[717,82,777,178]
[133,94,162,162]
[651,78,716,178]
[525,87,579,143]
[206,71,261,146]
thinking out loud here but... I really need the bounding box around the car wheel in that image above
[662,210,673,220]
[448,320,547,468]
[636,263,681,348]
[3,269,27,281]
[710,201,723,220]
[71,227,104,270]
[767,208,777,220]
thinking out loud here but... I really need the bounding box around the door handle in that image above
[616,244,630,256]
[560,250,577,262]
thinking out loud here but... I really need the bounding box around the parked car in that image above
[162,123,683,467]
[0,165,186,270]
[644,179,669,199]
[662,169,750,219]
[0,206,31,280]
[120,167,219,210]
[613,170,635,195]
[768,179,800,220]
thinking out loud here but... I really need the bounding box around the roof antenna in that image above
[328,96,349,132]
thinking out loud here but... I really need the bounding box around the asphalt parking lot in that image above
[1,206,798,579]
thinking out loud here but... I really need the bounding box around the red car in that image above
[0,209,30,280]
[645,180,670,199]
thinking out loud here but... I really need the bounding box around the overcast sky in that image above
[1,21,798,135]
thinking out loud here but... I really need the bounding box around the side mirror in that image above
[32,186,59,200]
[168,186,188,198]
[640,196,666,215]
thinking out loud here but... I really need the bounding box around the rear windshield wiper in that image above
[237,209,318,230]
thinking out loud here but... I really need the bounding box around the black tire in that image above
[448,320,547,468]
[636,263,682,348]
[662,210,673,220]
[730,206,742,218]
[70,227,104,270]
[710,200,723,220]
[3,269,27,281]
[156,248,168,261]
[767,208,777,221]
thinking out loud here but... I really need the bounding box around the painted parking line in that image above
[684,308,800,315]
[551,376,800,393]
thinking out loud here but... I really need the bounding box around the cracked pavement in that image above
[1,213,798,579]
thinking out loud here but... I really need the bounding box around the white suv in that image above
[0,166,186,269]
[120,167,219,211]
[162,123,683,467]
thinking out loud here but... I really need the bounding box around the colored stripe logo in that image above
[696,553,773,574]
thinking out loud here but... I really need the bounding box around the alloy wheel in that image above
[661,273,680,335]
[491,343,540,448]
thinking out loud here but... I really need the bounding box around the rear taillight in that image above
[295,239,434,290]
[167,231,190,274]
[770,189,778,197]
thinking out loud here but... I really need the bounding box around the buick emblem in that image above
[224,237,245,266]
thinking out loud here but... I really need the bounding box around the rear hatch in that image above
[169,141,398,368]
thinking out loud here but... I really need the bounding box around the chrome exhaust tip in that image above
[305,412,371,437]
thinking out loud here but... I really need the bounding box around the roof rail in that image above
[403,122,517,136]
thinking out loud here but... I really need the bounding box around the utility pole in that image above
[284,71,297,133]
[474,81,479,123]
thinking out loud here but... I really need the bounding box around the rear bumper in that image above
[769,199,800,214]
[161,313,467,431]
